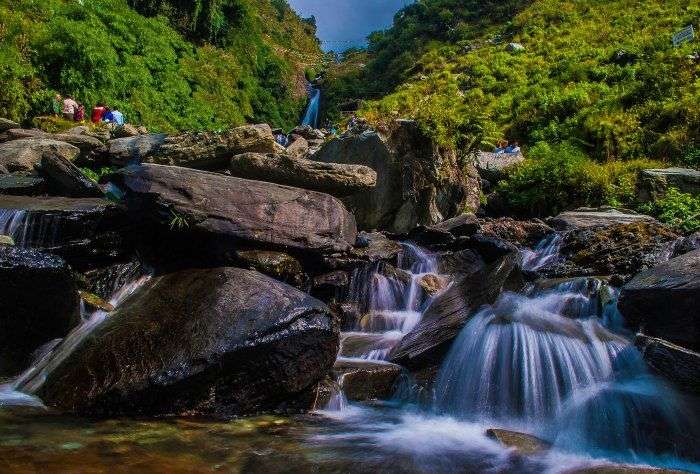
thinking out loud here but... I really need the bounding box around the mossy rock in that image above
[0,235,15,246]
[78,291,114,312]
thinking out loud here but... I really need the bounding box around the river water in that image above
[1,234,698,473]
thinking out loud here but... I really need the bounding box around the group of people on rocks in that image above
[52,94,125,125]
[494,139,521,154]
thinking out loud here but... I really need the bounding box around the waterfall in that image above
[521,233,562,271]
[325,243,444,411]
[340,243,441,362]
[433,256,699,465]
[0,264,151,406]
[0,208,60,248]
[434,286,628,425]
[301,86,321,128]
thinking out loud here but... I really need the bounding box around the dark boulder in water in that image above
[543,221,678,279]
[635,334,700,396]
[619,249,700,351]
[312,120,480,233]
[0,172,46,196]
[111,164,357,255]
[0,246,79,377]
[37,150,104,198]
[0,195,131,270]
[37,267,339,417]
[333,359,402,402]
[390,252,524,370]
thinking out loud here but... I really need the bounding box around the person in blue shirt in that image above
[102,107,125,125]
[505,141,521,154]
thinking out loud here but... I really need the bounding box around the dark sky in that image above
[287,0,410,51]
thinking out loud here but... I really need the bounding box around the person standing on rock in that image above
[62,96,79,121]
[51,94,62,117]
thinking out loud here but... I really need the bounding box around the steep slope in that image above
[324,0,700,163]
[0,0,321,131]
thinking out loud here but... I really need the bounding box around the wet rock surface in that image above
[333,359,402,401]
[0,246,79,377]
[0,172,46,196]
[485,429,550,455]
[111,164,357,254]
[542,221,678,278]
[313,121,480,233]
[635,334,700,395]
[236,249,305,286]
[229,152,377,196]
[619,249,700,351]
[0,138,80,174]
[0,195,131,269]
[37,267,339,417]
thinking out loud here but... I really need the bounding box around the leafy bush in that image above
[639,188,700,233]
[0,0,320,132]
[326,0,700,164]
[80,167,116,183]
[496,142,663,216]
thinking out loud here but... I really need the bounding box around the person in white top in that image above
[62,96,79,121]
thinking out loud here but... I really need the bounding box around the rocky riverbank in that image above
[0,119,698,469]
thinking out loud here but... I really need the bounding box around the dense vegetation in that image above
[0,0,321,132]
[322,0,700,220]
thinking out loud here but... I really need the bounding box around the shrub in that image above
[496,142,663,216]
[639,188,700,233]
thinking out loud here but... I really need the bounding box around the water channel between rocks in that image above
[0,233,698,473]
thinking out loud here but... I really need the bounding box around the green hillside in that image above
[0,0,321,132]
[322,0,700,217]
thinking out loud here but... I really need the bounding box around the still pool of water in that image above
[1,403,693,473]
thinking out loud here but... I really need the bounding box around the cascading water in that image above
[434,285,629,424]
[0,264,151,406]
[301,86,321,129]
[0,208,60,248]
[520,233,562,271]
[339,243,441,362]
[321,243,445,411]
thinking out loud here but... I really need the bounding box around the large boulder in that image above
[35,267,338,417]
[0,246,79,376]
[144,124,282,170]
[37,150,104,198]
[390,252,523,370]
[229,152,377,196]
[0,139,79,174]
[619,249,700,351]
[313,120,480,233]
[635,334,700,395]
[112,164,357,254]
[548,207,656,231]
[0,195,130,269]
[637,167,700,202]
[0,172,46,196]
[106,134,167,166]
[0,128,106,161]
[542,221,678,279]
[285,135,309,157]
[333,359,402,401]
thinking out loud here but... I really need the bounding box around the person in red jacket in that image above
[91,104,106,123]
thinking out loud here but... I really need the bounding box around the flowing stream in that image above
[0,235,698,472]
